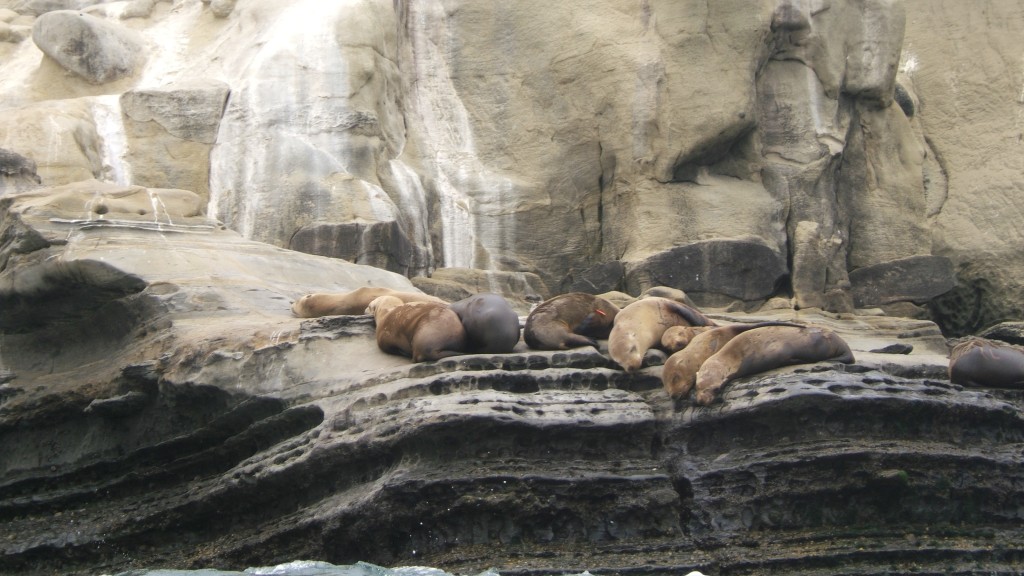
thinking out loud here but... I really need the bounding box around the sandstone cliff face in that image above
[2,2,1024,574]
[0,0,1020,330]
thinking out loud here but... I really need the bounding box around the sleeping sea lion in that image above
[949,337,1024,388]
[661,321,803,398]
[524,292,620,350]
[292,287,445,317]
[661,325,714,353]
[366,295,466,362]
[608,297,717,372]
[449,293,521,354]
[693,325,854,405]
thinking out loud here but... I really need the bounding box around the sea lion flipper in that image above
[565,334,599,349]
[576,311,608,335]
[664,301,714,327]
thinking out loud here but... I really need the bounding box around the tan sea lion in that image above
[291,287,445,318]
[693,325,855,405]
[524,292,620,350]
[661,325,714,353]
[366,295,467,363]
[449,293,521,354]
[608,297,717,372]
[661,321,803,398]
[948,337,1024,388]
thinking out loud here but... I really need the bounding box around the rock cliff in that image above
[0,0,1021,328]
[1,1,1024,575]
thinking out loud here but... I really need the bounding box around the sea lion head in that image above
[694,362,730,405]
[366,295,403,320]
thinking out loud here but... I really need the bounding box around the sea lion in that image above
[661,325,714,353]
[661,321,804,398]
[449,293,521,354]
[366,295,467,362]
[693,325,855,405]
[608,297,717,372]
[291,287,445,318]
[948,337,1024,388]
[524,292,620,350]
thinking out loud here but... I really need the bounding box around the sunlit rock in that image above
[0,21,31,42]
[121,79,230,201]
[11,0,100,16]
[0,99,103,185]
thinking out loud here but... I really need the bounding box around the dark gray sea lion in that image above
[524,292,620,350]
[449,293,521,354]
[693,325,854,405]
[608,297,717,372]
[949,337,1024,388]
[367,295,466,362]
[292,287,445,317]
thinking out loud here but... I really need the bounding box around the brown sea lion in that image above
[367,295,466,362]
[949,337,1024,388]
[661,322,802,398]
[449,293,521,354]
[524,292,620,350]
[693,325,855,405]
[661,325,714,353]
[291,287,445,318]
[608,297,717,372]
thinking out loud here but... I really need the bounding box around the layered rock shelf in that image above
[1,185,1023,574]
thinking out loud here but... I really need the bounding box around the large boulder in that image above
[31,10,146,84]
[624,239,789,305]
[849,255,956,308]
